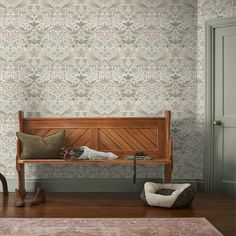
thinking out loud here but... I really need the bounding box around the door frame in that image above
[205,16,236,192]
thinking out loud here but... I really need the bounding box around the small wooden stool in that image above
[0,173,8,195]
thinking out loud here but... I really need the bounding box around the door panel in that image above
[223,128,236,182]
[214,25,236,195]
[223,35,236,115]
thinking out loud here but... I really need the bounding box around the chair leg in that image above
[0,173,8,196]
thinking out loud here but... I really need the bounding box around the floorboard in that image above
[0,192,235,236]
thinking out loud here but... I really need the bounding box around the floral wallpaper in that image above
[0,0,235,184]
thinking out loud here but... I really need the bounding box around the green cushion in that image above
[16,130,65,159]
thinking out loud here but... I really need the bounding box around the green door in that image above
[214,24,236,195]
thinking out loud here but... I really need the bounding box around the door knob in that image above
[213,120,222,126]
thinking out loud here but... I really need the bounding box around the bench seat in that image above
[17,158,172,164]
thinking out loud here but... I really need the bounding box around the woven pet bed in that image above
[140,182,194,208]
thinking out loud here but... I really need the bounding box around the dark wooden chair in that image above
[0,173,8,195]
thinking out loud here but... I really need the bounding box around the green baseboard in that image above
[2,178,204,192]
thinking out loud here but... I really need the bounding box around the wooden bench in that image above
[16,111,173,196]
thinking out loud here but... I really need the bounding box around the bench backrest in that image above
[17,111,171,161]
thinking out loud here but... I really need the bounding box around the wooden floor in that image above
[1,192,235,236]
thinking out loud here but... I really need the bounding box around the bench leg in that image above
[17,164,26,198]
[0,173,8,196]
[164,164,172,183]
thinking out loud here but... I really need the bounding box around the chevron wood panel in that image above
[139,128,157,146]
[66,128,90,147]
[113,129,144,150]
[20,113,171,161]
[27,128,90,148]
[98,128,158,151]
[99,130,120,150]
[25,127,158,152]
[30,129,55,137]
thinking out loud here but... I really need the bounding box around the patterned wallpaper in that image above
[0,0,235,182]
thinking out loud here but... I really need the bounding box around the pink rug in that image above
[0,218,222,236]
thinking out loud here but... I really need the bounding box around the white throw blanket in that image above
[78,146,118,160]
